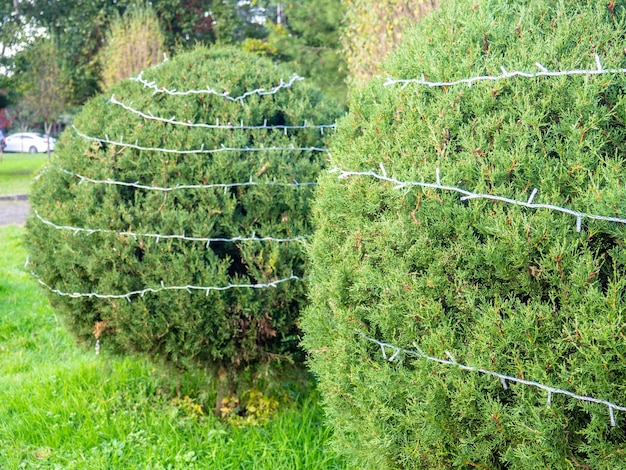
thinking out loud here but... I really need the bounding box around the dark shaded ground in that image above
[0,195,30,227]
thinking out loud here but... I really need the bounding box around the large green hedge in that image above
[27,46,341,370]
[303,1,626,468]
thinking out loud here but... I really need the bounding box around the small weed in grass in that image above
[0,153,48,195]
[0,225,347,469]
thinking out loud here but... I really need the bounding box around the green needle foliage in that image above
[26,46,341,374]
[0,226,347,469]
[303,0,626,468]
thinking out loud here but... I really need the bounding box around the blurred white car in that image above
[3,132,56,153]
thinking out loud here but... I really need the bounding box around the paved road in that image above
[0,195,30,227]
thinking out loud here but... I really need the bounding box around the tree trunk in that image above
[44,122,52,159]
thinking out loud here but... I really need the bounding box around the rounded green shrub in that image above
[26,46,341,369]
[303,1,626,468]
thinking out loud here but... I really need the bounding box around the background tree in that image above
[238,0,348,105]
[21,36,69,157]
[269,0,347,105]
[2,1,347,111]
[15,0,127,105]
[342,0,439,87]
[0,0,45,94]
[156,0,217,46]
[8,0,216,105]
[0,0,347,126]
[99,2,166,90]
[0,0,23,63]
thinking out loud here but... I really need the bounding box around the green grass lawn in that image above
[0,225,346,469]
[0,153,48,195]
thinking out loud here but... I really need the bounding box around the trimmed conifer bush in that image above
[303,1,626,468]
[26,46,341,370]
